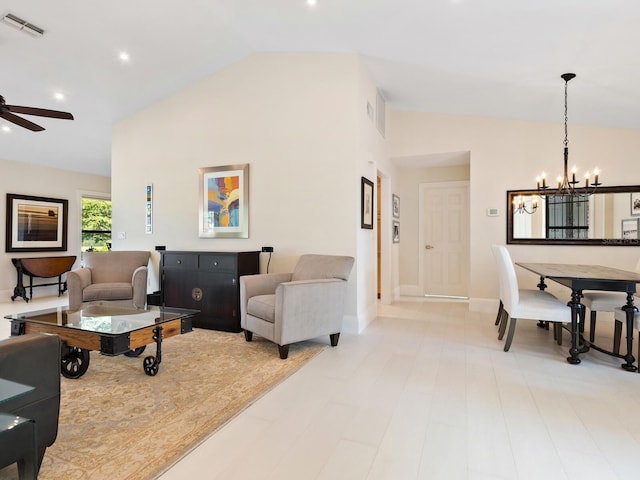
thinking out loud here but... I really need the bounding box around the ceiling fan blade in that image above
[6,104,74,120]
[1,111,45,131]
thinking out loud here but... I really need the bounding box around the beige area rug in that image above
[0,329,323,480]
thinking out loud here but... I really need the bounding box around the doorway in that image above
[419,181,469,298]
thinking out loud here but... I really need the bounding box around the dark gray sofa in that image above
[0,333,62,478]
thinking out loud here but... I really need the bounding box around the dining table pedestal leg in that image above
[536,276,548,329]
[621,293,638,372]
[567,290,582,365]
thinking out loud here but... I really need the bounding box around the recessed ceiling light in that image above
[119,51,130,62]
[53,92,65,101]
[307,0,317,6]
[2,125,11,133]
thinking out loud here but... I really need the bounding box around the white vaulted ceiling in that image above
[1,0,640,176]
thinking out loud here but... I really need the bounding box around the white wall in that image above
[355,60,394,326]
[0,158,110,297]
[112,52,387,333]
[389,109,640,311]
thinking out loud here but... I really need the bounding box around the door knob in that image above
[425,245,434,249]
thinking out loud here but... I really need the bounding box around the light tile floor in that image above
[2,296,640,479]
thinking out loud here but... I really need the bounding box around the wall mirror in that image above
[507,185,640,246]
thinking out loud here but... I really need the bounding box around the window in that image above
[546,195,589,239]
[81,196,111,251]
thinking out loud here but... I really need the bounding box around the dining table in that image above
[516,262,640,372]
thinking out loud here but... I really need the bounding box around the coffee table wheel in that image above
[61,346,90,379]
[124,346,147,357]
[143,356,159,376]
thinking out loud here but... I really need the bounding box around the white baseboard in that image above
[343,298,377,335]
[342,314,359,335]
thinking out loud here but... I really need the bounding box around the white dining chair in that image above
[614,307,640,372]
[581,257,640,353]
[492,245,573,352]
[491,244,506,328]
[491,245,515,338]
[491,245,554,340]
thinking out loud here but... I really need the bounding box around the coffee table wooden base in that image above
[11,316,192,378]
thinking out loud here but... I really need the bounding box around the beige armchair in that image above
[67,251,150,310]
[240,254,354,359]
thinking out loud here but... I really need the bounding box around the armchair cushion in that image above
[83,282,133,302]
[291,254,353,281]
[247,295,276,323]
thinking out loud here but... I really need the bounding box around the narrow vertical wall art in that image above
[145,184,153,234]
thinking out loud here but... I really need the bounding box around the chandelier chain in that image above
[564,79,569,148]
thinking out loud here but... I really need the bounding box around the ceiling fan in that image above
[0,95,74,132]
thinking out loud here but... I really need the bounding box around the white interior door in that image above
[420,182,469,297]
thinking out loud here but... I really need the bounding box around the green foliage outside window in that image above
[82,198,112,252]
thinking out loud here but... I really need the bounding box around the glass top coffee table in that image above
[5,302,198,378]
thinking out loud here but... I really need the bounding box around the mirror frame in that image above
[506,185,640,246]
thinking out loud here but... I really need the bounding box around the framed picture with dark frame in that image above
[361,176,374,229]
[631,192,640,216]
[392,220,400,243]
[198,163,250,238]
[6,193,68,252]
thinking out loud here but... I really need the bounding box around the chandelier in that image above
[536,73,601,197]
[513,195,538,214]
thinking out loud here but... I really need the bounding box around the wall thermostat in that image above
[486,208,499,217]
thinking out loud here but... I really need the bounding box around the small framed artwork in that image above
[145,184,153,234]
[392,221,400,243]
[621,218,639,239]
[631,192,640,216]
[361,176,374,229]
[198,164,249,238]
[6,193,68,252]
[392,194,400,219]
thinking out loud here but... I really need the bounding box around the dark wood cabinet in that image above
[159,251,260,332]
